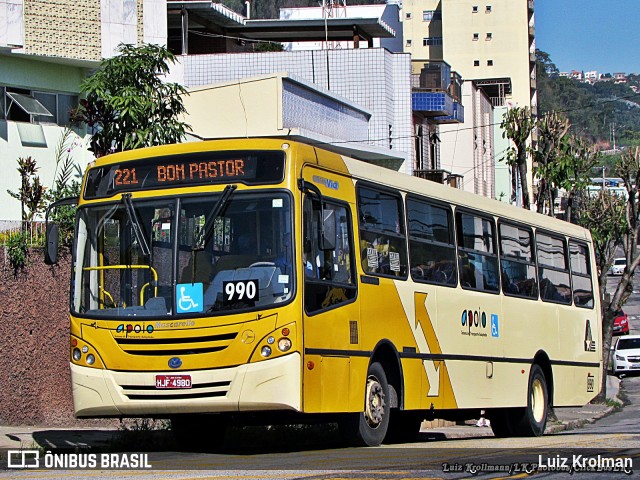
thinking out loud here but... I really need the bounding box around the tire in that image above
[339,362,390,446]
[487,408,513,438]
[512,364,549,437]
[384,410,422,444]
[171,414,228,451]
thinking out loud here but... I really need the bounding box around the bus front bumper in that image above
[71,353,301,417]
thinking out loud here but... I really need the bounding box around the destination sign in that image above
[84,150,286,199]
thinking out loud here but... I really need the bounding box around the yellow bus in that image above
[46,138,601,447]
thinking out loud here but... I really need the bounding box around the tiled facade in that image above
[182,48,414,173]
[24,0,101,60]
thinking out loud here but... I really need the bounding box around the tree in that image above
[72,43,191,157]
[7,156,46,226]
[576,189,626,401]
[44,127,84,248]
[534,112,571,215]
[557,136,601,222]
[501,106,534,209]
[576,148,640,401]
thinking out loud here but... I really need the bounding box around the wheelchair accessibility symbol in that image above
[491,314,499,337]
[176,283,203,313]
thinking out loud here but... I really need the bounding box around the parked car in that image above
[613,310,630,336]
[609,258,626,275]
[611,335,640,377]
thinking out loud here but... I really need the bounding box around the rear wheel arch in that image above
[533,350,554,407]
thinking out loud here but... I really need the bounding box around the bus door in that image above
[301,192,359,413]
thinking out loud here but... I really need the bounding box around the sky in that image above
[535,0,640,75]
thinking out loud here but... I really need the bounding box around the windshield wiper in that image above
[195,184,237,251]
[122,193,150,256]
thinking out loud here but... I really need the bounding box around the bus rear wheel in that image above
[513,364,549,437]
[339,362,390,446]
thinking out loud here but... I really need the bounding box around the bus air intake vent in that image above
[114,332,237,356]
[121,380,232,401]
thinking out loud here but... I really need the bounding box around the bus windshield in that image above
[72,191,294,318]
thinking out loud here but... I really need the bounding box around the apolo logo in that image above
[460,308,488,335]
[115,323,154,336]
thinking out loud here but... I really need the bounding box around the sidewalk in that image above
[0,376,621,451]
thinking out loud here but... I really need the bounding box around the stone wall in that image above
[0,248,100,426]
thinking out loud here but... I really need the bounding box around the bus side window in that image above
[536,232,571,304]
[303,196,356,315]
[456,211,500,293]
[357,185,407,278]
[498,222,538,299]
[569,240,594,308]
[407,197,456,286]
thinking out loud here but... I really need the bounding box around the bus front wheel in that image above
[339,362,390,446]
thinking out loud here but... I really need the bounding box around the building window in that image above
[423,10,441,21]
[406,39,412,47]
[472,5,479,13]
[406,12,412,19]
[486,32,493,40]
[2,85,78,126]
[423,37,443,46]
[473,33,479,41]
[487,60,494,66]
[486,5,492,13]
[474,60,480,66]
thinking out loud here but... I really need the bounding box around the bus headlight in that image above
[86,354,96,365]
[261,346,272,357]
[72,348,82,361]
[278,338,292,352]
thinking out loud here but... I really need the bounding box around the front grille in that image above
[114,332,237,356]
[121,380,232,401]
[628,356,640,363]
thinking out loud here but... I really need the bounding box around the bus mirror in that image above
[45,223,59,265]
[320,209,336,251]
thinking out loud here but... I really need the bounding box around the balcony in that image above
[412,91,454,117]
[411,61,462,121]
[433,101,465,124]
[412,61,452,91]
[414,169,463,188]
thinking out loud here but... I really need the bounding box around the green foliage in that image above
[7,157,46,224]
[501,106,535,209]
[7,231,28,273]
[72,43,191,157]
[44,129,84,248]
[253,41,284,52]
[536,49,640,147]
[533,112,571,215]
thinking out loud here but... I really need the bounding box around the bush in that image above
[7,231,28,273]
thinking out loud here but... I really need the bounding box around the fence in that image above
[0,220,47,246]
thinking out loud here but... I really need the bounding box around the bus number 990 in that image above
[223,280,259,304]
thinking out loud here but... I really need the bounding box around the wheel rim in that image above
[364,375,386,428]
[531,377,545,423]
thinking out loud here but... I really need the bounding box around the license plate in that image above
[631,364,640,369]
[155,374,192,389]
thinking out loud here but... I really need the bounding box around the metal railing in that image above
[0,220,47,246]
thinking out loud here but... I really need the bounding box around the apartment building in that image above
[403,0,537,203]
[0,0,166,221]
